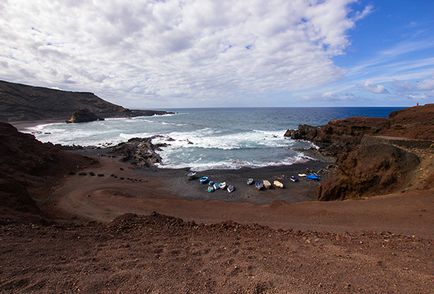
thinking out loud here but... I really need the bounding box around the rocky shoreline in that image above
[1,106,433,293]
[285,104,434,200]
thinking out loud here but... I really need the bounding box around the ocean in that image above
[29,107,404,171]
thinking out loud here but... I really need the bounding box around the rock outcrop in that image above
[0,122,94,221]
[0,80,174,122]
[107,137,168,167]
[66,109,104,123]
[285,118,389,156]
[286,104,434,200]
[318,144,420,200]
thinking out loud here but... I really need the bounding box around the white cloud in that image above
[362,80,389,94]
[417,77,434,90]
[0,0,371,107]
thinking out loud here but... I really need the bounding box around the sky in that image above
[0,0,433,108]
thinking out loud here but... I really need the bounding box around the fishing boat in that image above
[306,173,320,181]
[227,185,235,193]
[247,178,254,185]
[213,182,220,190]
[255,181,264,190]
[273,180,284,188]
[199,176,209,184]
[263,180,272,189]
[290,175,299,182]
[187,171,197,180]
[219,182,227,189]
[207,186,215,193]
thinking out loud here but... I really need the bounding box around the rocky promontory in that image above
[106,137,169,167]
[286,104,434,200]
[0,80,174,122]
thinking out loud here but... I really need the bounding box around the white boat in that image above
[227,185,235,193]
[263,180,271,189]
[298,173,306,177]
[273,180,284,188]
[219,182,227,189]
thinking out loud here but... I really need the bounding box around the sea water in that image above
[28,107,403,171]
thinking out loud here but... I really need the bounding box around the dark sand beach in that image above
[1,104,433,293]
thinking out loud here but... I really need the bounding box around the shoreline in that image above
[47,155,434,238]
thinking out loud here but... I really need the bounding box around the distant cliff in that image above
[0,80,173,122]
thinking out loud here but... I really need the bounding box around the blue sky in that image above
[0,0,433,107]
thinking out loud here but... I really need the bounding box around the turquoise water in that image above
[29,107,403,171]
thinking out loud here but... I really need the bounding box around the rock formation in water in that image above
[107,137,168,168]
[66,109,105,123]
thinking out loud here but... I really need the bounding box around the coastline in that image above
[48,155,434,238]
[1,106,433,293]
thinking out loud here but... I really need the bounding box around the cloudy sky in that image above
[1,0,433,108]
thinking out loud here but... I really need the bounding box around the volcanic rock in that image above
[318,144,420,200]
[107,137,168,167]
[66,109,104,123]
[0,79,174,122]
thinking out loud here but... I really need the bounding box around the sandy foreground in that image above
[1,155,433,293]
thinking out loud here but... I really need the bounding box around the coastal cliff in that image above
[0,80,173,122]
[0,122,94,222]
[286,104,434,200]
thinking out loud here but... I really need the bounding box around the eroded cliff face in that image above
[286,104,434,200]
[318,144,421,200]
[0,123,94,221]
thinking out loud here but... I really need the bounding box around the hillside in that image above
[0,80,171,122]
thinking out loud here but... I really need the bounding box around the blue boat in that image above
[306,173,320,181]
[213,182,220,190]
[208,180,215,186]
[255,180,264,190]
[199,176,209,184]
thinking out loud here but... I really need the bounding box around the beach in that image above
[1,105,433,293]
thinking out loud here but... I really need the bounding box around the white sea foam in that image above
[155,153,310,171]
[28,114,312,170]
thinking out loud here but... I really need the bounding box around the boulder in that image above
[66,109,104,123]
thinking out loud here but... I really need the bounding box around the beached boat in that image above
[247,178,254,185]
[207,186,215,193]
[297,173,306,177]
[306,173,320,181]
[187,171,197,180]
[213,182,220,190]
[199,176,209,184]
[227,185,235,193]
[290,175,299,182]
[219,182,227,189]
[255,181,264,190]
[273,180,284,188]
[208,180,215,186]
[263,180,272,189]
